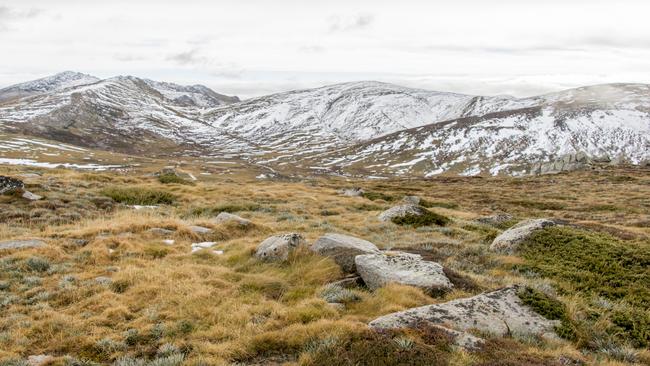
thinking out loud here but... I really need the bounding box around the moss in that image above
[157,173,194,185]
[102,187,176,205]
[517,287,576,341]
[391,210,450,228]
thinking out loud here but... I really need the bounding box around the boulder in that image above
[213,212,252,226]
[475,213,514,227]
[255,233,305,262]
[0,176,25,195]
[147,227,176,236]
[339,187,364,197]
[355,252,452,292]
[378,204,427,222]
[369,286,559,347]
[191,241,217,253]
[311,233,380,272]
[27,355,54,366]
[490,218,556,253]
[401,196,421,205]
[0,239,45,251]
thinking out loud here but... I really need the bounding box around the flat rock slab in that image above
[355,252,452,291]
[378,204,427,222]
[0,239,46,251]
[369,286,559,342]
[22,191,43,201]
[255,233,305,262]
[213,212,252,226]
[311,233,380,273]
[191,241,217,253]
[189,225,212,234]
[490,218,556,253]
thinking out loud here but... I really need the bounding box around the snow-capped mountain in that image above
[0,72,648,176]
[0,71,100,102]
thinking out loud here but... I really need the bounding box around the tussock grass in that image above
[101,187,176,205]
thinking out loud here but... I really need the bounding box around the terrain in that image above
[0,153,649,365]
[1,73,649,178]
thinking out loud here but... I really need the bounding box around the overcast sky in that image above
[1,0,649,98]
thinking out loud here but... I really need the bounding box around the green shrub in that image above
[391,210,450,228]
[362,191,396,202]
[517,287,576,340]
[26,256,50,272]
[157,173,193,185]
[102,187,175,205]
[420,199,458,209]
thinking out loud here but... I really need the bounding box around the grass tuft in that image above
[102,187,176,205]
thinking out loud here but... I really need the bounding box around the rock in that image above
[475,213,514,227]
[129,205,159,210]
[355,252,453,292]
[401,195,421,205]
[311,233,380,272]
[378,204,427,222]
[191,241,217,253]
[70,238,89,247]
[213,212,252,226]
[0,176,25,195]
[369,286,560,347]
[330,275,364,289]
[22,191,42,200]
[426,324,484,349]
[27,354,54,366]
[95,276,112,286]
[162,239,175,245]
[0,239,45,251]
[189,225,212,234]
[255,233,306,262]
[339,187,364,197]
[490,218,556,253]
[147,227,176,236]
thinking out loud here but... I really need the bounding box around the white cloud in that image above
[0,0,649,98]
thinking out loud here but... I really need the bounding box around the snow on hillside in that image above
[0,71,100,102]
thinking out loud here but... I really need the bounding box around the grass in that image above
[0,163,649,365]
[157,173,194,186]
[101,187,176,205]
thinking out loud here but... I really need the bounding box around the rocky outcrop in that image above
[255,233,305,262]
[310,233,380,272]
[0,176,25,195]
[355,252,452,292]
[369,286,559,347]
[475,213,514,227]
[528,152,631,175]
[339,187,364,197]
[188,225,212,234]
[0,239,46,251]
[213,212,252,226]
[490,219,556,253]
[378,204,427,222]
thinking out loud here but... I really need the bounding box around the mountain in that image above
[0,73,648,176]
[0,71,100,102]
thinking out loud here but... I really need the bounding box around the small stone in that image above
[189,225,212,234]
[95,276,112,286]
[162,239,175,246]
[213,212,252,226]
[22,191,43,200]
[27,354,54,366]
[147,227,176,236]
[191,241,217,253]
[475,213,514,227]
[71,239,89,247]
[339,187,364,197]
[0,239,45,251]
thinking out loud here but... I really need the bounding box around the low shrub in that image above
[420,199,458,209]
[517,287,576,340]
[157,173,194,185]
[102,187,175,205]
[391,210,450,228]
[362,191,396,202]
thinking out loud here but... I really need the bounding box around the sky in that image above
[1,0,649,99]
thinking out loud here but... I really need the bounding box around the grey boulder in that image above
[311,233,380,272]
[0,176,25,195]
[378,204,427,222]
[255,233,306,262]
[401,196,421,205]
[339,187,364,197]
[355,252,452,291]
[490,218,556,253]
[213,212,252,226]
[369,286,559,348]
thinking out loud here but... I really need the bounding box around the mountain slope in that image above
[0,71,100,103]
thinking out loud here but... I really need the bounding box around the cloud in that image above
[166,49,206,66]
[328,13,374,32]
[0,6,42,31]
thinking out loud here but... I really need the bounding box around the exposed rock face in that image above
[401,196,421,205]
[475,213,514,227]
[339,187,364,197]
[490,219,556,253]
[528,152,619,175]
[21,191,43,201]
[0,176,25,195]
[255,233,305,262]
[378,204,427,222]
[369,286,559,346]
[311,233,380,272]
[213,212,252,226]
[355,252,452,291]
[0,239,46,251]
